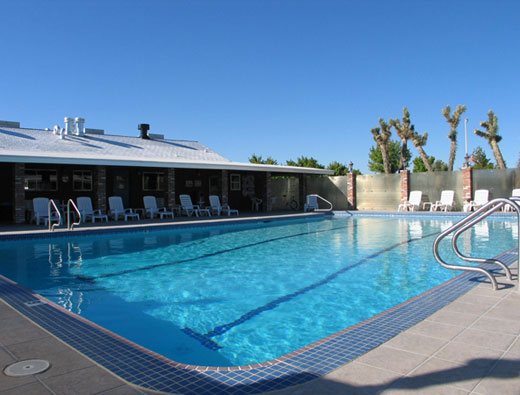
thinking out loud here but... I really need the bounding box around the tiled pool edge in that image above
[1,248,516,394]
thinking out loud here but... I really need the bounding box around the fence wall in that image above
[307,176,350,210]
[473,169,520,201]
[409,171,463,210]
[356,174,401,211]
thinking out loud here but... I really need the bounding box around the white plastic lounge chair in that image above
[398,191,422,212]
[77,197,108,223]
[179,194,211,217]
[304,195,319,212]
[431,190,455,212]
[251,197,262,212]
[209,195,239,216]
[504,188,520,212]
[464,189,489,212]
[108,196,140,221]
[32,197,61,226]
[143,196,174,219]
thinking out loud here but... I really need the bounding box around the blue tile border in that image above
[1,243,516,394]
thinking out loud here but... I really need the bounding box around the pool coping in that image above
[0,214,518,394]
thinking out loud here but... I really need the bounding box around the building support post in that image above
[13,163,25,224]
[95,166,107,213]
[400,170,410,203]
[265,172,272,212]
[221,170,229,205]
[167,168,176,209]
[462,166,473,210]
[299,174,307,211]
[347,172,357,210]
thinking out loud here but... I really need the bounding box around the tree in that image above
[412,156,448,172]
[410,129,434,172]
[470,146,494,169]
[249,154,278,165]
[327,161,349,176]
[389,107,415,171]
[442,104,467,171]
[370,118,392,174]
[474,110,506,169]
[368,140,410,173]
[286,156,324,169]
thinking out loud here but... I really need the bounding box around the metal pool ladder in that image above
[48,199,61,232]
[433,197,520,291]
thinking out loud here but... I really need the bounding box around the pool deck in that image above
[0,212,519,394]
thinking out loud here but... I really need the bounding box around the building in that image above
[0,118,332,224]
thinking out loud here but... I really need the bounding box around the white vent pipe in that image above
[74,117,85,135]
[64,117,74,135]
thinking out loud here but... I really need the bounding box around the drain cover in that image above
[4,360,50,376]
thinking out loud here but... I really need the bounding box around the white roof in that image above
[0,127,333,175]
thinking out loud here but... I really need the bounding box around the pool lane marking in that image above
[75,218,397,281]
[182,229,440,351]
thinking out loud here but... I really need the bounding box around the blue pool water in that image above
[0,216,517,366]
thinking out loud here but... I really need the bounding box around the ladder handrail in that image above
[308,194,334,211]
[67,199,82,230]
[433,197,520,290]
[48,199,61,232]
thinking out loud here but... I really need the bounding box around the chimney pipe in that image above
[138,123,150,139]
[64,117,74,135]
[74,117,85,135]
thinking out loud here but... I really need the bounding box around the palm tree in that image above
[370,118,392,174]
[474,110,506,169]
[442,104,467,171]
[390,107,416,171]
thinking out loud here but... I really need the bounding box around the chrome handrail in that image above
[433,197,520,290]
[67,199,82,230]
[308,194,334,211]
[48,199,61,232]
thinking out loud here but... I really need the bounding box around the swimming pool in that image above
[0,215,517,367]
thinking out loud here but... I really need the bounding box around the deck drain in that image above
[4,360,50,376]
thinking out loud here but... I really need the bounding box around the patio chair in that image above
[108,196,140,221]
[504,188,520,212]
[464,189,489,212]
[143,196,174,219]
[209,195,239,216]
[76,197,108,223]
[251,196,262,212]
[431,190,455,212]
[179,194,211,217]
[398,191,422,212]
[32,197,61,226]
[304,195,319,212]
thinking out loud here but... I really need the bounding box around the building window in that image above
[73,170,93,191]
[230,174,241,191]
[24,169,58,191]
[143,172,165,191]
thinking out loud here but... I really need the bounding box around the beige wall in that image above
[473,169,520,200]
[410,171,462,210]
[356,174,401,211]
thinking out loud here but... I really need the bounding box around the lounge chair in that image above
[464,189,489,212]
[32,197,61,226]
[251,197,262,212]
[504,188,520,212]
[143,196,174,219]
[431,190,455,212]
[304,195,319,212]
[77,197,108,223]
[108,196,140,221]
[398,191,422,212]
[209,195,239,216]
[179,194,211,217]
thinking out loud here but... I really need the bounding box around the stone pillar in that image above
[95,166,107,212]
[462,166,473,207]
[167,168,176,209]
[400,170,410,202]
[347,172,356,210]
[265,172,272,212]
[13,163,25,224]
[221,170,229,205]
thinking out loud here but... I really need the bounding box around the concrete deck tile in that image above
[453,328,516,351]
[7,337,71,360]
[471,316,520,335]
[324,361,402,391]
[406,320,465,341]
[425,310,479,327]
[383,379,469,395]
[355,346,428,375]
[472,358,520,395]
[434,341,504,368]
[407,357,488,391]
[0,382,54,394]
[454,293,502,308]
[382,332,448,356]
[0,318,49,346]
[270,377,367,395]
[0,346,15,366]
[443,300,495,316]
[0,370,37,392]
[96,383,149,394]
[41,365,127,395]
[505,338,520,358]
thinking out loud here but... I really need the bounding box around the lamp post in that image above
[464,118,470,168]
[348,161,353,173]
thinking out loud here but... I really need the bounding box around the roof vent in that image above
[0,120,20,128]
[74,117,85,135]
[138,123,150,139]
[64,117,74,135]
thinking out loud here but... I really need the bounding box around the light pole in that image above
[464,118,470,168]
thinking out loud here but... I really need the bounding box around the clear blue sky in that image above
[1,0,518,173]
